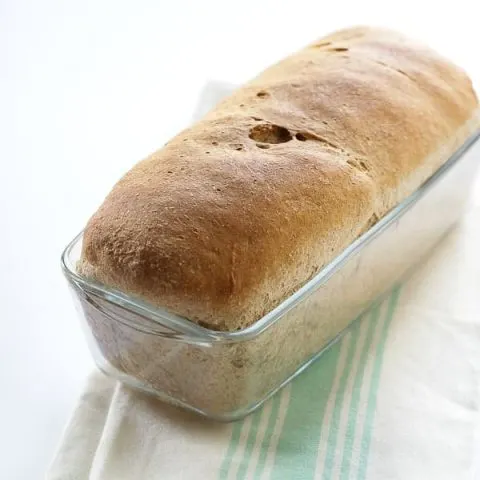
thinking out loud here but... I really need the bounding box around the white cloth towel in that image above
[46,84,480,480]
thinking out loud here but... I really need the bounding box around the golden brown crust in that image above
[80,26,479,331]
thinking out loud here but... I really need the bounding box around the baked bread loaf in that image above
[79,26,478,331]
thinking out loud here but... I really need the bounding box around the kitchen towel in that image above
[46,84,480,480]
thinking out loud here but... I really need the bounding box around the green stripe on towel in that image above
[339,304,381,480]
[357,287,400,480]
[269,337,345,480]
[321,319,363,479]
[219,416,244,479]
[252,392,282,479]
[236,407,265,479]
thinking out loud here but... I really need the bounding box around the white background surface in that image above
[1,1,480,478]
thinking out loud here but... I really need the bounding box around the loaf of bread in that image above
[79,26,478,332]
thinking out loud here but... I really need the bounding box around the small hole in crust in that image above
[361,213,380,234]
[230,143,244,151]
[256,91,269,98]
[211,141,218,146]
[329,47,349,52]
[249,124,292,144]
[347,158,370,172]
[359,161,369,171]
[295,131,326,142]
[368,213,379,226]
[295,133,307,141]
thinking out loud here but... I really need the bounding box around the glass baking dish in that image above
[62,130,480,421]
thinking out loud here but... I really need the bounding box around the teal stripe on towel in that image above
[339,304,381,480]
[357,287,401,480]
[269,338,344,480]
[322,319,362,479]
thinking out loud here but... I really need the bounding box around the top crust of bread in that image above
[79,26,479,331]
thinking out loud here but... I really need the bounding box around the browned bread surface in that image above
[80,26,478,331]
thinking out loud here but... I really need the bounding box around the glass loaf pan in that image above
[62,130,480,421]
